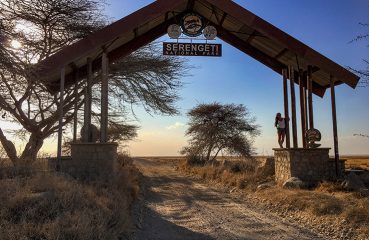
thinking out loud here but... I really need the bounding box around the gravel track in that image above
[132,158,323,240]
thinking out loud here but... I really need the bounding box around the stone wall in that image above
[48,143,118,179]
[274,148,344,184]
[66,143,118,178]
[255,156,275,177]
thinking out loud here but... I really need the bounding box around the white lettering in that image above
[179,44,184,52]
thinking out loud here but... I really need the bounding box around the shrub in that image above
[185,154,206,166]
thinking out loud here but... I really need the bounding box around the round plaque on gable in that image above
[167,24,182,39]
[181,13,204,37]
[203,25,217,40]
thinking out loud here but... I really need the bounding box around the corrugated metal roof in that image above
[36,0,360,97]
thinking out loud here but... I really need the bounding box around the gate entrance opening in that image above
[37,0,360,181]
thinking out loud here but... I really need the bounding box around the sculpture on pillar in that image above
[306,128,322,148]
[80,124,99,143]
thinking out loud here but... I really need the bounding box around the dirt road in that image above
[132,158,323,240]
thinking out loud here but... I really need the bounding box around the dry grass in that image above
[257,186,344,216]
[0,154,141,240]
[256,183,369,238]
[344,156,369,171]
[178,158,369,238]
[180,158,265,191]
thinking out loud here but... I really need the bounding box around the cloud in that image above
[166,122,185,130]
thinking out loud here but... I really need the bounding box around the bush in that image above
[117,151,134,167]
[185,154,206,166]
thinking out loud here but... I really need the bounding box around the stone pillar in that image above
[274,148,338,184]
[70,143,118,178]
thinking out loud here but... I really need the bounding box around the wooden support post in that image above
[289,66,298,148]
[330,75,339,177]
[282,69,290,148]
[56,67,65,171]
[84,58,92,142]
[307,66,314,129]
[100,52,109,143]
[73,70,79,142]
[303,73,309,131]
[299,70,307,148]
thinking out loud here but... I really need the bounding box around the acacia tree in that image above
[0,0,187,166]
[181,103,260,162]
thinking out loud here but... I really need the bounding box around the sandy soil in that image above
[132,158,324,240]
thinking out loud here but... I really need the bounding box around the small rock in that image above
[28,191,54,200]
[282,177,305,189]
[359,188,369,197]
[257,182,274,190]
[341,172,366,191]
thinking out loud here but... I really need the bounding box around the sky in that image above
[103,0,369,156]
[3,0,368,157]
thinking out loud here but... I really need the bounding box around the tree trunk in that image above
[19,132,44,166]
[206,139,216,161]
[0,128,44,167]
[206,147,212,162]
[0,128,19,165]
[211,147,223,162]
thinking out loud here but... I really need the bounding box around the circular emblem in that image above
[203,26,217,40]
[181,13,204,37]
[167,24,182,39]
[306,128,321,142]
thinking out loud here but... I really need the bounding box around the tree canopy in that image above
[0,0,188,166]
[181,102,260,162]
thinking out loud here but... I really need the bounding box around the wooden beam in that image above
[245,30,258,44]
[308,66,314,129]
[46,16,180,93]
[289,66,298,148]
[187,0,195,10]
[299,70,307,148]
[303,71,309,132]
[38,0,187,76]
[330,75,339,177]
[275,48,288,60]
[45,13,327,98]
[73,70,79,142]
[100,52,109,143]
[283,69,290,148]
[215,25,328,97]
[219,12,227,27]
[217,28,285,74]
[83,58,92,142]
[107,19,173,63]
[56,67,65,171]
[205,0,360,88]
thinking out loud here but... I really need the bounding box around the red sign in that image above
[163,42,222,57]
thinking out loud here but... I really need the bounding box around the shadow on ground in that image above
[134,206,215,240]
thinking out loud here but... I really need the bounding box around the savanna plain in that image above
[1,155,369,240]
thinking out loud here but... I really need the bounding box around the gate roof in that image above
[37,0,360,97]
